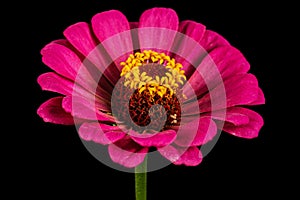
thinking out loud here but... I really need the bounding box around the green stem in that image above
[135,156,147,200]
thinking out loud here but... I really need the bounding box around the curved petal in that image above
[91,10,133,71]
[130,129,176,147]
[198,73,259,112]
[63,22,99,57]
[37,97,74,125]
[79,122,125,144]
[63,22,120,85]
[172,20,207,78]
[203,108,249,126]
[183,46,250,99]
[248,87,265,105]
[41,40,99,92]
[38,72,111,112]
[41,42,82,80]
[179,20,206,42]
[200,30,230,52]
[158,145,202,166]
[62,96,113,121]
[139,7,178,29]
[92,10,130,42]
[220,107,264,139]
[138,8,178,53]
[108,136,148,168]
[37,72,74,96]
[206,46,250,78]
[174,117,218,147]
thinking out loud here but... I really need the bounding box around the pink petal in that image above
[41,40,100,93]
[63,85,111,112]
[207,46,250,78]
[63,22,99,57]
[221,107,264,139]
[139,7,178,29]
[41,42,82,80]
[179,20,206,42]
[79,122,125,144]
[130,129,177,147]
[171,20,207,79]
[108,136,148,168]
[37,72,74,96]
[182,71,207,101]
[210,74,258,111]
[62,96,113,121]
[248,87,265,105]
[37,97,74,125]
[203,108,250,126]
[138,8,178,53]
[38,72,111,112]
[158,145,202,166]
[220,73,259,106]
[190,74,258,115]
[200,30,230,52]
[91,10,133,71]
[92,10,130,42]
[183,46,250,99]
[64,21,121,85]
[174,117,218,147]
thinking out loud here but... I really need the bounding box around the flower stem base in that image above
[135,156,147,200]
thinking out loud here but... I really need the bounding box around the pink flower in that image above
[37,7,265,168]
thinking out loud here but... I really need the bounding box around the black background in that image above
[22,0,291,199]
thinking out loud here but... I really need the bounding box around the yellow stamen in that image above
[120,50,187,98]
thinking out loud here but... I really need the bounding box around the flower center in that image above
[112,50,187,133]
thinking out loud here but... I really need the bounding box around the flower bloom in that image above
[37,7,265,168]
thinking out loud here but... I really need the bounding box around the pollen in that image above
[120,50,186,98]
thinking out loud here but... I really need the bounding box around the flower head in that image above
[37,8,265,169]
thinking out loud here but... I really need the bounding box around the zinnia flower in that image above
[37,7,265,169]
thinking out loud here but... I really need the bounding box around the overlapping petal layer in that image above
[37,7,264,168]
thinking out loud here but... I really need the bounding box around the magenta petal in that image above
[158,145,202,166]
[79,122,125,144]
[138,8,178,53]
[91,10,133,70]
[139,8,178,29]
[175,117,217,147]
[179,20,206,42]
[182,70,207,100]
[62,96,113,121]
[130,129,176,147]
[221,107,264,139]
[63,22,98,57]
[205,46,250,78]
[222,73,259,107]
[183,46,250,99]
[248,87,265,105]
[108,136,148,168]
[41,42,82,80]
[41,40,102,93]
[37,72,74,96]
[204,108,249,126]
[171,20,207,78]
[43,71,111,112]
[92,10,130,41]
[198,73,259,112]
[200,30,230,52]
[64,21,120,86]
[37,97,74,125]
